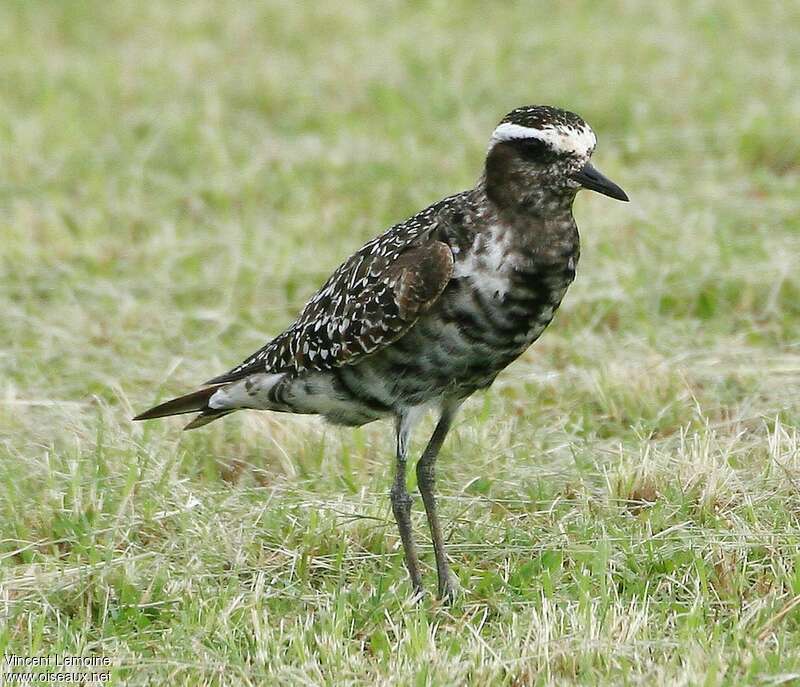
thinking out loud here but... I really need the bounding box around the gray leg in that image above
[391,412,423,596]
[416,402,462,602]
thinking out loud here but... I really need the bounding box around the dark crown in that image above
[500,105,588,131]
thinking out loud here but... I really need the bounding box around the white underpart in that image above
[209,373,285,409]
[489,122,596,158]
[396,403,432,454]
[453,224,512,297]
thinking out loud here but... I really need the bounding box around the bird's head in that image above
[484,105,628,211]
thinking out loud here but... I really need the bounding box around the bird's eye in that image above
[513,138,557,163]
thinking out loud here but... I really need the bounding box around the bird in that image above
[134,105,628,602]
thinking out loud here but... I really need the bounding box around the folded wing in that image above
[207,231,455,384]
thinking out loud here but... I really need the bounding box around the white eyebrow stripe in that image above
[489,122,596,157]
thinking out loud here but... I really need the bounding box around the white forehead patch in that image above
[490,122,597,158]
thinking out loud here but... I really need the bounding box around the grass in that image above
[1,1,799,684]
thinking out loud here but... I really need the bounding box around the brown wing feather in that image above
[206,225,458,384]
[391,242,454,321]
[206,194,465,384]
[216,241,452,381]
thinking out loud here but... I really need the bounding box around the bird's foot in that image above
[409,585,427,606]
[437,570,460,604]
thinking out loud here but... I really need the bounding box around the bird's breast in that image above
[336,219,581,408]
[437,222,580,362]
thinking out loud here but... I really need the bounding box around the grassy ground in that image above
[1,1,799,684]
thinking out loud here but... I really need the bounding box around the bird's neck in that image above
[459,178,579,270]
[476,172,577,222]
[475,174,576,226]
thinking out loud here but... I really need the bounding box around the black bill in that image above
[572,163,629,202]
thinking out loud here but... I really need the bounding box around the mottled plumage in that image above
[135,105,628,600]
[207,206,456,382]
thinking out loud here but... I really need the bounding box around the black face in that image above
[506,137,561,166]
[485,137,628,209]
[484,139,564,209]
[486,105,629,207]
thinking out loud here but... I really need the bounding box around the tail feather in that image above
[133,386,222,422]
[135,372,283,431]
[182,410,235,430]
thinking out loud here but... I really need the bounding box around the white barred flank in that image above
[208,372,285,409]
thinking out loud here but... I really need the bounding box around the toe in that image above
[438,572,461,603]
